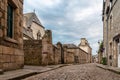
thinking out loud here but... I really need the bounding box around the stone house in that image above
[0,0,24,71]
[92,55,98,63]
[23,12,54,65]
[23,12,45,40]
[78,38,92,63]
[62,44,88,64]
[102,0,120,67]
[63,44,79,64]
[79,48,88,64]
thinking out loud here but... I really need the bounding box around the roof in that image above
[24,12,44,28]
[23,27,34,39]
[53,44,58,49]
[63,44,79,49]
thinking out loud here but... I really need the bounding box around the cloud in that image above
[24,0,61,8]
[24,0,103,55]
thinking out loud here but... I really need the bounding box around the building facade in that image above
[61,44,88,64]
[23,12,45,40]
[23,12,54,65]
[78,38,92,63]
[0,0,24,71]
[103,0,120,67]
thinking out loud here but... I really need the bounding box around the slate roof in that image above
[63,44,79,49]
[23,27,34,39]
[24,12,44,28]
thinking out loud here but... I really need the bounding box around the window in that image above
[37,30,41,40]
[109,55,112,60]
[106,6,110,15]
[110,0,113,8]
[7,4,14,38]
[110,0,113,3]
[110,16,112,31]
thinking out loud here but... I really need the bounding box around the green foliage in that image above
[102,57,107,65]
[98,41,104,53]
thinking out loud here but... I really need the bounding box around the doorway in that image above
[118,43,120,67]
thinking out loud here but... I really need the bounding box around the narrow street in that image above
[24,63,120,80]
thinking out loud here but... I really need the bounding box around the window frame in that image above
[7,3,15,38]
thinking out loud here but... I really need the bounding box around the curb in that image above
[8,64,69,80]
[96,64,120,74]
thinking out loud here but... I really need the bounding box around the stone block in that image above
[10,56,15,63]
[0,29,3,37]
[2,63,8,71]
[14,49,23,56]
[14,55,24,63]
[0,11,2,18]
[0,46,2,54]
[2,55,11,63]
[2,46,14,55]
[0,54,2,63]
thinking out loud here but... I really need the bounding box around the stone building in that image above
[79,48,88,64]
[98,52,103,64]
[23,12,54,65]
[23,12,45,40]
[78,38,92,63]
[0,0,24,71]
[102,0,120,67]
[63,44,79,64]
[56,43,88,64]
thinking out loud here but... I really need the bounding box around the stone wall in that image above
[78,38,92,63]
[24,40,42,65]
[53,45,59,64]
[79,49,88,64]
[42,30,54,65]
[0,0,24,71]
[66,52,74,64]
[56,42,64,64]
[0,46,24,71]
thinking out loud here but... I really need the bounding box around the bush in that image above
[102,57,107,65]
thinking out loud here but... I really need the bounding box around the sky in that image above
[23,0,103,55]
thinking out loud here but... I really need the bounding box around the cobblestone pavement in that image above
[24,63,120,80]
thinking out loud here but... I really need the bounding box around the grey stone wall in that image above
[24,40,42,65]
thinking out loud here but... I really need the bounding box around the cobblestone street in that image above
[24,63,120,80]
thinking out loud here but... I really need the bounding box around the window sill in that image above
[4,37,19,44]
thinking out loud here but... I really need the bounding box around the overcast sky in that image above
[24,0,103,55]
